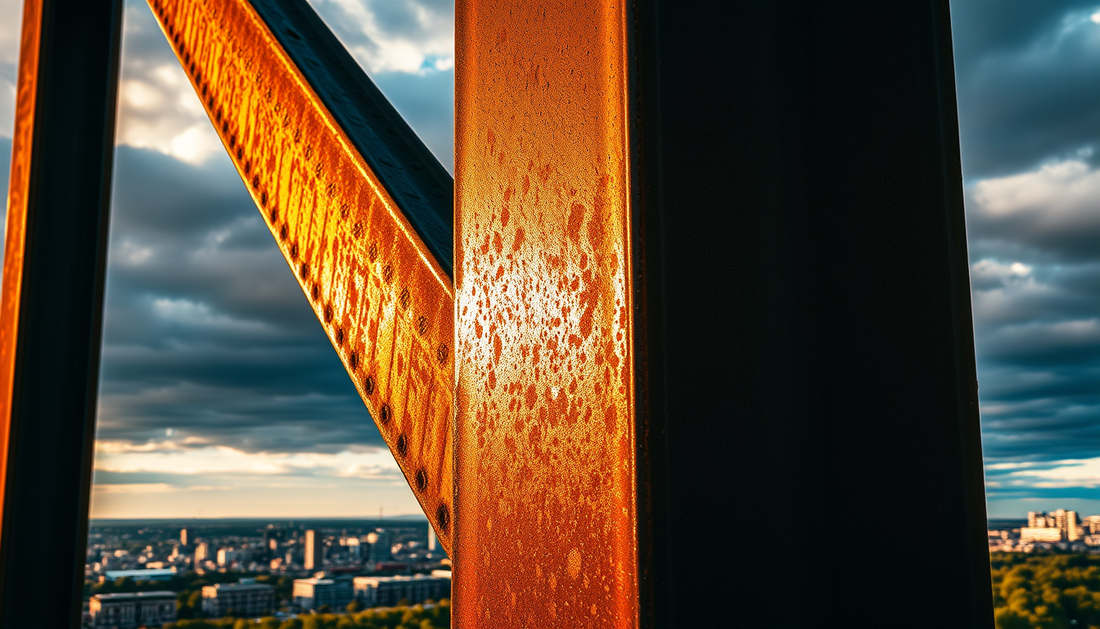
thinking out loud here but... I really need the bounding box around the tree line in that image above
[164,600,450,629]
[991,552,1100,629]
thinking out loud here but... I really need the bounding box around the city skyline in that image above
[0,0,1097,519]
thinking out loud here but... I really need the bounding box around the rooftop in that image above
[93,591,175,601]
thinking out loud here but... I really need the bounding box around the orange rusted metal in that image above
[0,0,42,547]
[147,0,455,551]
[454,1,637,626]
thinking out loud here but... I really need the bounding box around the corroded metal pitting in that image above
[147,0,455,552]
[454,1,638,626]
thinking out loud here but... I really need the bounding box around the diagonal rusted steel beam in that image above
[147,0,457,552]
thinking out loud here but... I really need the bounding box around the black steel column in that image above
[633,1,992,627]
[0,0,123,626]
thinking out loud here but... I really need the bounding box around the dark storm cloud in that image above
[966,163,1100,264]
[98,146,383,454]
[951,1,1100,480]
[963,168,1100,466]
[952,0,1100,180]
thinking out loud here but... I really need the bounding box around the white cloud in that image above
[970,159,1100,227]
[988,457,1100,489]
[972,259,1032,279]
[94,441,402,482]
[308,0,454,75]
[116,239,154,266]
[115,62,220,165]
[0,0,23,138]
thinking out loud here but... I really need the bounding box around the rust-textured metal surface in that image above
[454,1,637,626]
[147,0,455,551]
[0,0,42,547]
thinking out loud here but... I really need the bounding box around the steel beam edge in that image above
[250,0,454,277]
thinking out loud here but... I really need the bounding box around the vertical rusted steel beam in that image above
[0,0,123,625]
[454,2,638,627]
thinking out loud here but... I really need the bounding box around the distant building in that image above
[217,548,244,566]
[89,591,176,628]
[341,536,361,561]
[194,542,210,568]
[180,528,189,547]
[353,574,451,607]
[1086,515,1100,535]
[366,529,392,564]
[293,574,353,611]
[1020,527,1063,543]
[102,568,176,582]
[262,526,283,560]
[201,582,275,618]
[1026,510,1083,542]
[305,530,324,571]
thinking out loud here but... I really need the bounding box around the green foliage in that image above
[164,600,451,629]
[990,553,1100,629]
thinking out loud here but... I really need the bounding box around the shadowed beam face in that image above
[146,0,457,551]
[0,0,122,623]
[454,1,638,626]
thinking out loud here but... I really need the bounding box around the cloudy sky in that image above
[0,0,1096,519]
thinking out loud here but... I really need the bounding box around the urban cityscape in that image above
[77,508,1100,628]
[987,510,1100,553]
[83,518,451,628]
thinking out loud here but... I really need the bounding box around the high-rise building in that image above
[1054,509,1081,541]
[304,530,324,571]
[179,528,189,547]
[194,543,209,569]
[428,525,436,553]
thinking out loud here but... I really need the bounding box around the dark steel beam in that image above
[633,1,992,627]
[0,0,123,626]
